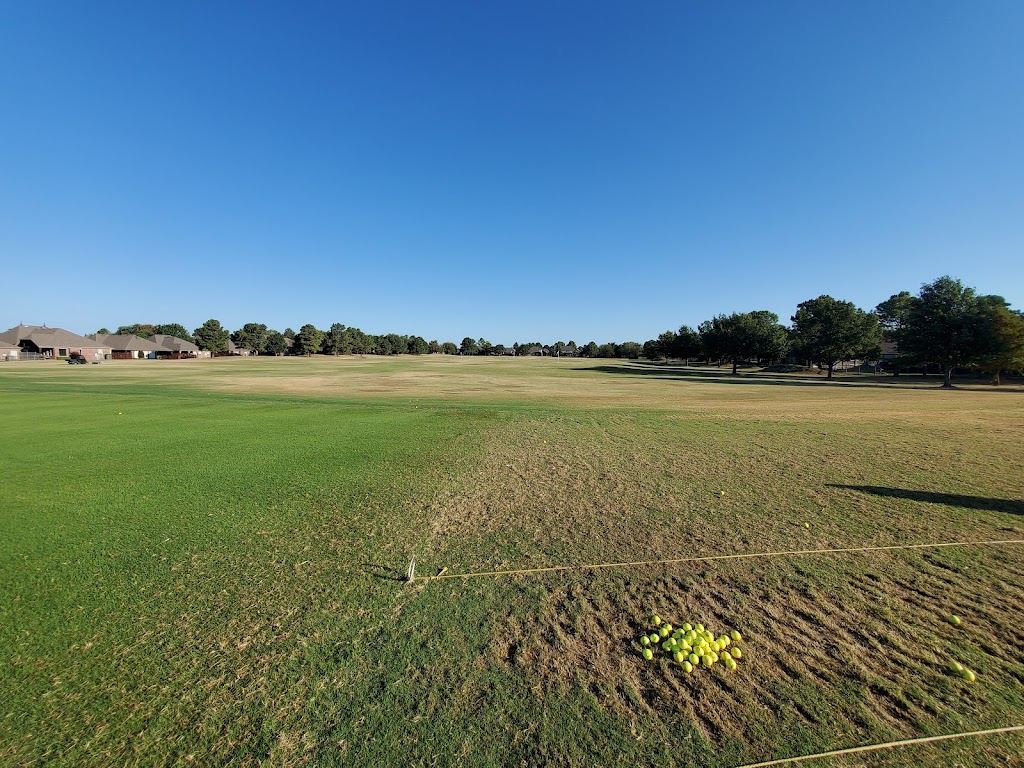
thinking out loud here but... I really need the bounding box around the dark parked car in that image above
[67,354,88,364]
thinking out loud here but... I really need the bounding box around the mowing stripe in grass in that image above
[733,724,1024,767]
[415,539,1024,581]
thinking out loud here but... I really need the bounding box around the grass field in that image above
[2,356,1023,766]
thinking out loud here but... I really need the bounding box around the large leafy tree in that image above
[749,311,790,365]
[698,319,725,364]
[293,324,324,356]
[441,341,458,355]
[874,292,913,342]
[974,297,1024,385]
[116,323,156,338]
[642,333,674,361]
[346,327,372,354]
[791,295,881,379]
[874,291,914,375]
[654,330,678,361]
[407,336,429,355]
[460,337,479,355]
[702,311,788,374]
[265,330,288,356]
[232,322,268,354]
[642,339,662,361]
[674,325,702,363]
[379,333,406,355]
[618,341,643,359]
[192,319,230,355]
[901,276,980,388]
[323,323,351,355]
[153,323,194,342]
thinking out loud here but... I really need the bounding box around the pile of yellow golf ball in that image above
[638,614,744,673]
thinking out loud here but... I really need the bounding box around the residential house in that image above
[0,325,111,361]
[151,334,208,359]
[226,340,252,356]
[88,334,166,359]
[0,340,20,361]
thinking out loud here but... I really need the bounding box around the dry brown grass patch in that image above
[484,545,1024,750]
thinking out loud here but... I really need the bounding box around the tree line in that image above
[98,275,1023,387]
[97,322,650,361]
[641,276,1024,387]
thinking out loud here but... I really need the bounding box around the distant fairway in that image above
[2,357,1022,766]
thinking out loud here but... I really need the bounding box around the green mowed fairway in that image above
[2,358,1023,766]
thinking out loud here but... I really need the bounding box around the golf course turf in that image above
[2,356,1022,766]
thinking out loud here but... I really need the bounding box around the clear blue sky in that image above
[2,1,1021,344]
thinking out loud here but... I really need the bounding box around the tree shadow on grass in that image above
[828,485,1024,516]
[590,362,1024,392]
[589,364,937,391]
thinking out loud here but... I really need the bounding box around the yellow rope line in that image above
[415,539,1024,581]
[733,724,1024,768]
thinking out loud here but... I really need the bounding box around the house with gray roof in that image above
[0,325,111,361]
[151,334,208,358]
[88,334,166,359]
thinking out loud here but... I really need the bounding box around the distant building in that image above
[0,325,111,361]
[0,340,20,360]
[89,334,165,359]
[151,334,208,358]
